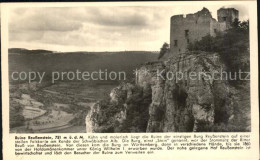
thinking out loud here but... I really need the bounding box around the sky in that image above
[8,4,249,52]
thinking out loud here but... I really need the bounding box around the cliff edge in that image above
[86,52,250,132]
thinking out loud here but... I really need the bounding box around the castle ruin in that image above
[170,7,239,54]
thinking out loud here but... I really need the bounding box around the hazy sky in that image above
[8,4,249,52]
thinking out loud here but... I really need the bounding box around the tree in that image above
[188,19,249,54]
[187,20,249,85]
[158,42,170,60]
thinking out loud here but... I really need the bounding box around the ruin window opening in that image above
[187,39,190,43]
[223,17,227,21]
[214,29,217,33]
[174,40,178,47]
[185,30,189,37]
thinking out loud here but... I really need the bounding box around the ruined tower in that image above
[169,7,239,55]
[217,8,239,29]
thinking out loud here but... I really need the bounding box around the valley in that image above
[10,82,116,133]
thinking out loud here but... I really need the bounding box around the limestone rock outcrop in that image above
[86,52,247,132]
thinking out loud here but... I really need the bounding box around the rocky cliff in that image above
[86,52,250,132]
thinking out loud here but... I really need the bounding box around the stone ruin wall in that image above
[170,12,212,54]
[170,8,238,55]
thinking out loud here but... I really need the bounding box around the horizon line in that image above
[8,48,160,53]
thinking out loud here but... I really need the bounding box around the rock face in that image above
[86,52,248,132]
[137,52,234,132]
[86,82,151,133]
[85,103,100,133]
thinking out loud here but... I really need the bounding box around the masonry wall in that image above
[210,19,226,37]
[217,8,239,28]
[170,8,238,55]
[170,12,212,54]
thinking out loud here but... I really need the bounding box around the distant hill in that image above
[8,48,158,84]
[8,48,159,55]
[9,48,53,54]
